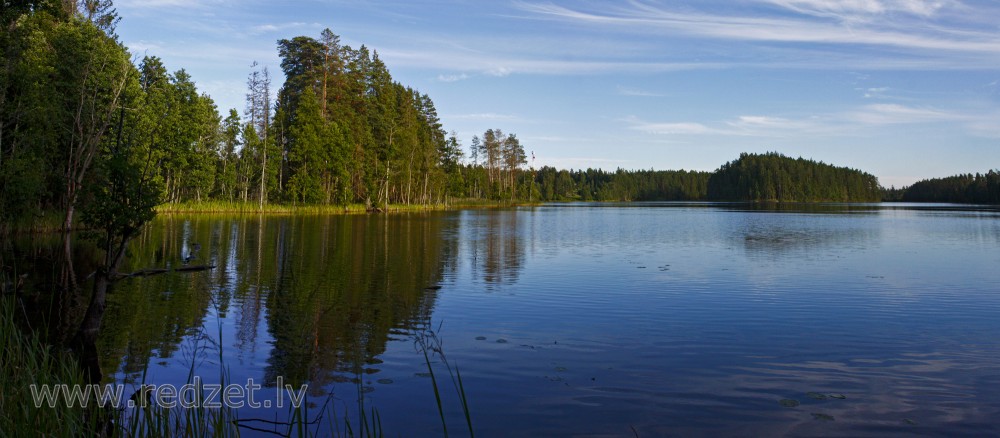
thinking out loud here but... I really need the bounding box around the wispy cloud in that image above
[448,113,522,121]
[378,47,725,76]
[249,22,315,35]
[513,0,1000,68]
[764,0,954,19]
[861,87,890,98]
[966,113,1000,138]
[437,73,470,82]
[624,117,727,135]
[617,86,664,97]
[624,103,976,138]
[486,67,514,77]
[845,103,960,124]
[117,0,212,8]
[620,100,1000,138]
[726,115,822,133]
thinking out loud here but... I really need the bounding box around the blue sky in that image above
[114,0,1000,187]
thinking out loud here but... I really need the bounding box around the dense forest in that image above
[897,172,1000,204]
[706,152,883,202]
[531,167,710,202]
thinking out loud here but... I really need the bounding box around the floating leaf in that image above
[779,399,800,408]
[828,393,847,400]
[903,418,917,425]
[811,413,835,421]
[554,366,568,372]
[496,338,508,344]
[376,379,393,385]
[475,336,486,341]
[806,392,828,400]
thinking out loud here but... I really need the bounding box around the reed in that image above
[2,290,474,437]
[0,297,99,436]
[416,325,475,438]
[155,199,534,215]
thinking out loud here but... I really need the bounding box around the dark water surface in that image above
[39,203,1000,436]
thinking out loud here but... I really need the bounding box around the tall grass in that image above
[122,299,239,438]
[0,296,99,436]
[156,201,458,215]
[2,290,474,437]
[416,325,475,438]
[155,199,535,215]
[1,209,74,234]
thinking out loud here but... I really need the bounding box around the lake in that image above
[39,203,1000,436]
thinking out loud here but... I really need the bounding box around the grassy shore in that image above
[3,200,544,233]
[1,210,69,235]
[155,199,530,215]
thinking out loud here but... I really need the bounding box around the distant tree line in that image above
[896,171,1000,204]
[528,167,710,202]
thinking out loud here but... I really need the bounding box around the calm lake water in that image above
[42,203,1000,436]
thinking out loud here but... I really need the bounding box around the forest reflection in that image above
[94,211,527,391]
[3,210,530,392]
[462,210,526,287]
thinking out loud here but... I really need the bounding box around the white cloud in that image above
[125,40,164,53]
[379,48,724,76]
[254,24,279,32]
[514,1,1000,60]
[486,67,513,77]
[437,73,470,82]
[729,115,791,128]
[625,117,719,135]
[846,103,959,124]
[765,0,953,19]
[624,103,976,140]
[861,87,890,98]
[249,22,314,35]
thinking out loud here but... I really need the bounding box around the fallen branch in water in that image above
[115,265,215,279]
[174,265,215,272]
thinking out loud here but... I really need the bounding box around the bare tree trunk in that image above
[74,235,128,384]
[259,144,266,210]
[406,152,413,205]
[422,172,429,205]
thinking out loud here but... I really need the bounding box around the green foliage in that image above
[530,166,710,202]
[706,152,882,202]
[78,104,163,259]
[901,170,1000,204]
[0,11,132,222]
[287,87,342,204]
[274,31,452,207]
